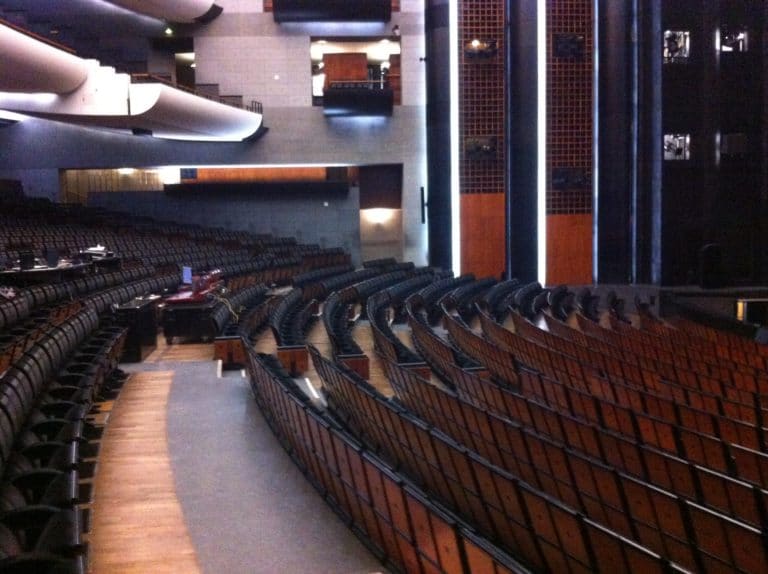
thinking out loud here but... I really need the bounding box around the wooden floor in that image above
[88,369,202,574]
[144,337,214,363]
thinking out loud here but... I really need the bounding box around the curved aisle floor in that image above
[88,369,202,574]
[89,347,387,573]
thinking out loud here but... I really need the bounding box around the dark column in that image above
[506,0,539,282]
[595,0,635,284]
[635,0,663,284]
[425,0,452,270]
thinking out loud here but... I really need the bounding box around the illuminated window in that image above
[720,26,748,52]
[663,134,690,160]
[664,30,690,63]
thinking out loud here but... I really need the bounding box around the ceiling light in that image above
[165,27,173,36]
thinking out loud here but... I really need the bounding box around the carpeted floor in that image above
[156,360,386,574]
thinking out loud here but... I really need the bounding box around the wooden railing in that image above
[0,16,76,54]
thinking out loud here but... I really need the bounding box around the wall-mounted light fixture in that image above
[464,38,497,59]
[362,208,397,225]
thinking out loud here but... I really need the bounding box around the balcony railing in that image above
[323,80,393,117]
[131,74,262,116]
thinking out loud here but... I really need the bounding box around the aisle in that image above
[88,337,386,574]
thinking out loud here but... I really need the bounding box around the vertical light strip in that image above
[593,0,601,282]
[449,0,461,274]
[629,0,637,282]
[537,0,547,285]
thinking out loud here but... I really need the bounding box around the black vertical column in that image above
[635,0,663,284]
[595,0,634,283]
[425,0,452,270]
[506,0,539,282]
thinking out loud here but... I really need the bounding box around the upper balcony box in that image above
[320,52,393,117]
[323,82,393,117]
[273,0,391,23]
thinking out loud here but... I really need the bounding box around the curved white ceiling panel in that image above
[104,0,223,23]
[128,83,263,141]
[0,23,89,94]
[0,82,262,142]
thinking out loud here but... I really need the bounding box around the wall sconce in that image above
[464,38,497,59]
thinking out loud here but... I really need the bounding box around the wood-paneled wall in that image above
[191,167,327,183]
[263,1,400,11]
[460,193,505,279]
[546,213,593,285]
[323,53,368,89]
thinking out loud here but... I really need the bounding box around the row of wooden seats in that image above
[669,314,768,360]
[639,312,747,359]
[443,309,768,489]
[425,300,768,516]
[618,309,768,374]
[310,345,690,573]
[520,283,766,386]
[496,311,768,450]
[574,309,768,396]
[478,307,767,448]
[539,312,764,426]
[407,303,484,386]
[607,307,768,381]
[245,346,530,574]
[381,354,768,573]
[414,335,768,535]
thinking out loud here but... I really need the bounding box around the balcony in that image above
[323,81,393,117]
[272,0,391,23]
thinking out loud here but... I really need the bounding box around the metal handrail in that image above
[328,80,391,90]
